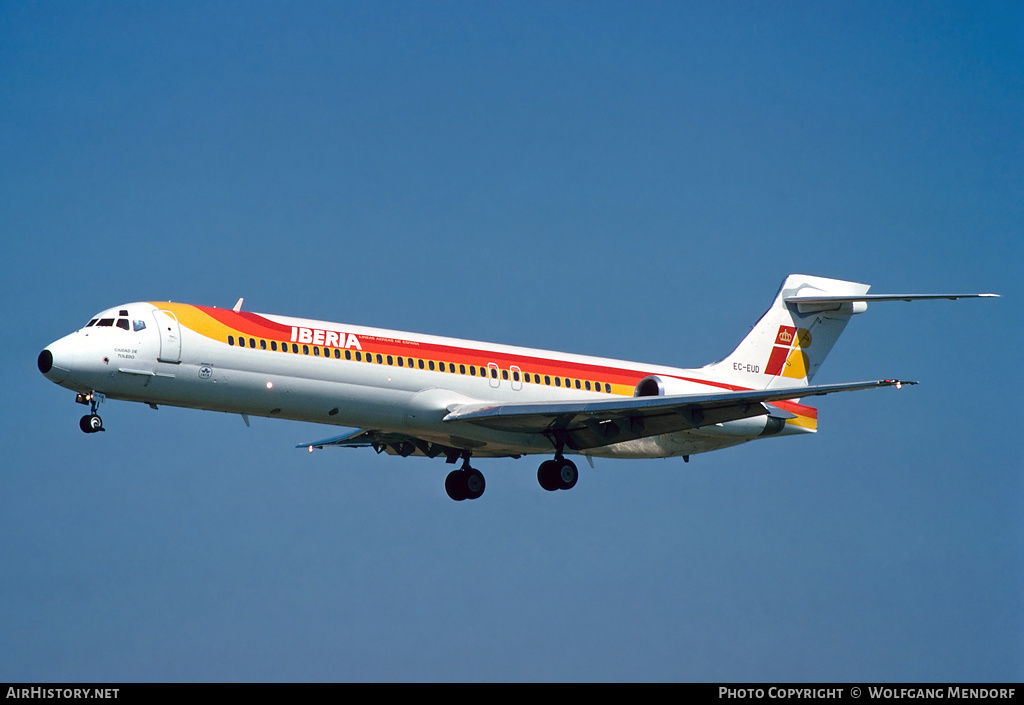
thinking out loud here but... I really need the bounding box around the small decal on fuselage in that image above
[198,365,213,379]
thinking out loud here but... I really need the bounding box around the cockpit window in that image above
[97,319,114,327]
[86,319,97,327]
[116,319,130,331]
[133,320,146,332]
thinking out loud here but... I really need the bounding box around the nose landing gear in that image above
[76,392,105,434]
[79,414,104,433]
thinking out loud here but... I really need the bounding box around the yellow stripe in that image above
[150,302,236,341]
[785,414,818,431]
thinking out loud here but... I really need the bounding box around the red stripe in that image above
[198,306,292,338]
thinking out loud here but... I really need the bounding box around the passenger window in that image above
[239,337,246,347]
[418,359,424,369]
[303,345,309,355]
[460,364,466,375]
[439,362,446,372]
[428,360,435,371]
[376,354,383,364]
[469,366,476,376]
[544,376,551,385]
[492,368,499,379]
[249,338,256,348]
[387,355,393,365]
[397,356,403,367]
[555,377,561,387]
[585,381,591,391]
[605,383,611,393]
[574,379,581,389]
[313,346,320,356]
[260,339,267,350]
[502,370,509,380]
[292,344,299,353]
[228,336,235,346]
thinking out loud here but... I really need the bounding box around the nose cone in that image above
[38,336,75,384]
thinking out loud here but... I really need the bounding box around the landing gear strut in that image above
[445,453,485,501]
[77,392,104,434]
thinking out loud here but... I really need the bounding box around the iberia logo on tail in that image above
[765,325,812,379]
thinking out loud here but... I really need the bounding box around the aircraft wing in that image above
[443,379,914,451]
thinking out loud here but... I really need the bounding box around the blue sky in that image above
[2,1,1020,682]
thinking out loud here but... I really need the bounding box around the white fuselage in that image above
[39,301,813,460]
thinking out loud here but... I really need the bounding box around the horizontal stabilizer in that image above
[784,293,998,304]
[784,291,998,314]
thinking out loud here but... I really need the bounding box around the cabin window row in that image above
[225,335,612,393]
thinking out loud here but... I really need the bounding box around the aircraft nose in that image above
[38,338,74,384]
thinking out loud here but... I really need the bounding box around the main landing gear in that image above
[444,453,581,501]
[537,456,578,492]
[445,456,486,502]
[76,392,104,434]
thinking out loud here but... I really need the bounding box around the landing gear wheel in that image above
[538,460,561,491]
[464,468,485,500]
[79,414,104,434]
[445,469,468,501]
[556,459,578,490]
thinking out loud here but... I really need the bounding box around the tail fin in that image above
[705,274,870,390]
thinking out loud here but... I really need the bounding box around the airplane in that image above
[37,274,997,501]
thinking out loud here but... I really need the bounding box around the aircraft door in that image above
[154,310,182,363]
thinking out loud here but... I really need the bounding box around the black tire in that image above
[80,414,103,434]
[445,469,468,501]
[537,460,560,491]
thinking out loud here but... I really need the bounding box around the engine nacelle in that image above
[633,374,704,397]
